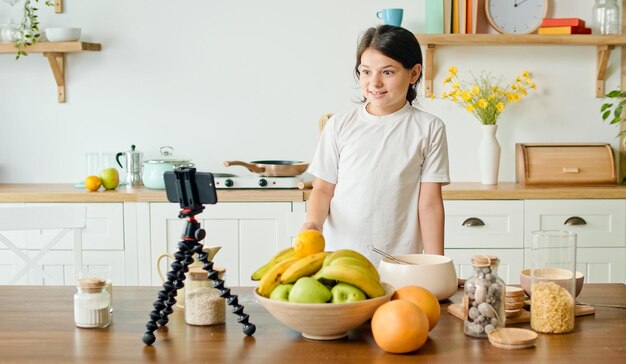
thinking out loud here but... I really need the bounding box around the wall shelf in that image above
[0,42,101,103]
[414,34,626,98]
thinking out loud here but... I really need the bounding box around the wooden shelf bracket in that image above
[424,44,435,98]
[55,0,63,13]
[597,45,614,98]
[44,52,66,103]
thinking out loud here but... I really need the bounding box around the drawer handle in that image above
[564,216,587,226]
[562,167,580,174]
[462,217,485,227]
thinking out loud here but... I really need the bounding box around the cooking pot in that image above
[142,146,193,189]
[224,160,309,177]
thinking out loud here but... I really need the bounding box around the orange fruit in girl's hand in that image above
[84,175,102,192]
[371,300,429,354]
[392,285,441,331]
[293,230,325,257]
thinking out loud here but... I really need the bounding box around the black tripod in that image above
[142,168,256,345]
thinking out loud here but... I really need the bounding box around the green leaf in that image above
[610,117,623,124]
[603,110,612,120]
[614,105,623,118]
[606,90,622,97]
[601,103,612,112]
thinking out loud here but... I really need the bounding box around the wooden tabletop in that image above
[0,284,624,363]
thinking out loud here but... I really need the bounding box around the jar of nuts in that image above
[463,255,505,338]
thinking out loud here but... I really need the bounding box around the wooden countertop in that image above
[1,183,626,203]
[0,284,624,363]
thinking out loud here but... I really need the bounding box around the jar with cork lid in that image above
[74,278,111,328]
[463,255,505,338]
[184,266,226,326]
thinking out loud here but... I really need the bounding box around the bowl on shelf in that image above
[45,27,81,42]
[254,282,394,340]
[520,268,584,298]
[377,254,458,301]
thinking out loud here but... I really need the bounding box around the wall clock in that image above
[485,0,548,34]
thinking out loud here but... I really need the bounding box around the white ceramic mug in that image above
[156,246,221,309]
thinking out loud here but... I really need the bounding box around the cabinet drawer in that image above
[444,200,524,248]
[524,200,626,248]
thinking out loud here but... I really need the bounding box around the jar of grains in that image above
[463,255,505,338]
[74,278,111,328]
[184,267,226,326]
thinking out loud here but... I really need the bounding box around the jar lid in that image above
[487,328,538,349]
[76,277,106,289]
[187,266,226,280]
[144,146,191,164]
[472,255,499,267]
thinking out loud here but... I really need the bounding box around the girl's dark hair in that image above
[354,25,423,104]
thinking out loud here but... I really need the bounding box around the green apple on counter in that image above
[99,168,120,190]
[331,282,366,303]
[270,284,294,302]
[288,277,331,303]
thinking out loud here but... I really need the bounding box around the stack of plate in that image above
[488,328,538,349]
[504,286,526,318]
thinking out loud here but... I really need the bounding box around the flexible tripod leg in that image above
[142,240,194,345]
[192,243,256,336]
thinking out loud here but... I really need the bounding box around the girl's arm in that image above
[300,178,336,232]
[418,182,445,255]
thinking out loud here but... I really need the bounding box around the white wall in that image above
[0,0,622,183]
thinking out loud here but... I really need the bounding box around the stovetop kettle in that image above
[116,144,143,187]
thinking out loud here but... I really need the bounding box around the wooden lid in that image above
[76,278,106,289]
[488,328,538,349]
[471,255,499,267]
[187,266,226,280]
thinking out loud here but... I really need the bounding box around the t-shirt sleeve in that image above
[306,115,340,184]
[420,118,450,185]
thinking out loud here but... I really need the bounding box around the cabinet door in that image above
[576,247,626,283]
[150,202,293,287]
[444,200,524,248]
[444,249,524,284]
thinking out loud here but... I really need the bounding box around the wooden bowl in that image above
[254,282,394,340]
[378,254,458,301]
[520,268,584,298]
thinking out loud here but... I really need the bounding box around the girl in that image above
[301,25,450,265]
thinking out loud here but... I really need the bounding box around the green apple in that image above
[99,168,119,190]
[330,283,366,304]
[269,284,294,302]
[288,277,331,303]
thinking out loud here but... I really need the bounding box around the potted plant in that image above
[600,89,626,138]
[14,0,53,59]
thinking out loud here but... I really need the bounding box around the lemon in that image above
[84,175,102,192]
[293,230,325,257]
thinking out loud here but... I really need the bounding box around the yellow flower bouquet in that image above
[441,67,537,125]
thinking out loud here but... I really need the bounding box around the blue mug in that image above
[377,8,403,27]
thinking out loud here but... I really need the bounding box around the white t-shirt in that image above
[307,102,450,265]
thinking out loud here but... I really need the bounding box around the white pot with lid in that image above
[142,146,193,189]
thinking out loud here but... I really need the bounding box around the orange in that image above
[293,230,325,257]
[371,300,429,354]
[391,285,440,331]
[84,175,102,192]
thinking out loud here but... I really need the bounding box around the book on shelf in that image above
[425,0,444,34]
[538,26,591,35]
[541,18,586,28]
[466,0,478,34]
[443,0,452,34]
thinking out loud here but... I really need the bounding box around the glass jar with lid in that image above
[593,0,620,35]
[74,278,111,328]
[463,255,505,338]
[184,267,226,326]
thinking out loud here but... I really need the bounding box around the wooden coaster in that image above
[505,301,526,310]
[505,296,526,304]
[505,286,525,297]
[488,328,537,350]
[505,309,522,318]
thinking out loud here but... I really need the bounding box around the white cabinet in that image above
[0,203,127,285]
[525,200,626,283]
[444,200,525,284]
[149,202,298,287]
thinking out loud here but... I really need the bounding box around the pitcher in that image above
[115,144,143,187]
[156,245,221,309]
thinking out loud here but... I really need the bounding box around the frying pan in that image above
[223,160,309,177]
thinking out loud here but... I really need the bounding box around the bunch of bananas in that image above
[253,247,385,300]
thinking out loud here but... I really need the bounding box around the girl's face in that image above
[358,48,421,116]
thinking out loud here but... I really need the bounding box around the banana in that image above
[329,256,380,281]
[323,249,378,275]
[257,257,300,297]
[251,247,297,280]
[314,263,385,298]
[280,252,329,284]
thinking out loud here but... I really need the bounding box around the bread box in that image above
[516,143,616,185]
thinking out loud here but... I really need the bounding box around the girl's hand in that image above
[299,222,321,232]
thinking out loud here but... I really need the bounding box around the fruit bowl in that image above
[378,254,457,301]
[520,268,584,298]
[45,27,81,42]
[255,282,394,340]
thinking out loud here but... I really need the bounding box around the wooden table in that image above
[0,284,624,363]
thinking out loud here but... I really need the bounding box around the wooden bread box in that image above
[516,143,616,185]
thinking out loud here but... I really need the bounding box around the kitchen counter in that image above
[1,182,626,203]
[0,284,624,363]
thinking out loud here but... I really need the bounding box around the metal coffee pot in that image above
[116,144,144,187]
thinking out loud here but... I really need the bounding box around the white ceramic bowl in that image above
[255,282,394,340]
[520,268,584,298]
[378,254,458,301]
[45,27,81,42]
